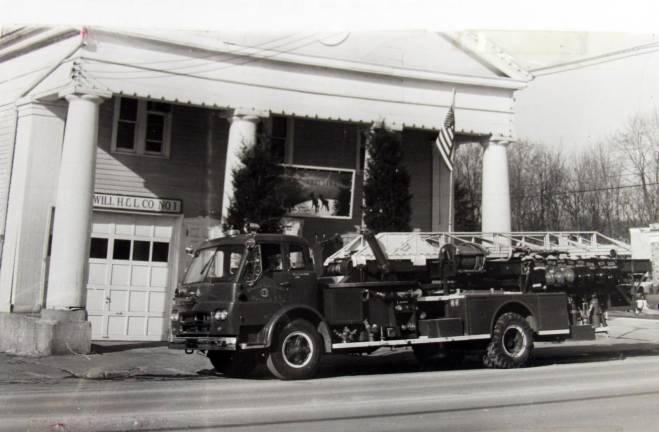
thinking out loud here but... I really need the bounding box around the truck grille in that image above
[179,312,211,335]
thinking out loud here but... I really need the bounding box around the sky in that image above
[2,0,659,153]
[483,31,659,152]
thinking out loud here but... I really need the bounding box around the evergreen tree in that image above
[225,136,288,233]
[362,127,412,232]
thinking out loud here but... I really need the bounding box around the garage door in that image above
[86,212,178,341]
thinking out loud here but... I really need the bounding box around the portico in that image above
[0,28,530,350]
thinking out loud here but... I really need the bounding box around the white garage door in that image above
[86,212,178,341]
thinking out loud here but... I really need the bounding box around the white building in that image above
[630,224,659,288]
[0,27,529,353]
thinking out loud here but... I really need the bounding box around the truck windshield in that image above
[183,245,244,284]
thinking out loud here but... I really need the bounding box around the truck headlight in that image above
[214,310,229,321]
[170,311,180,321]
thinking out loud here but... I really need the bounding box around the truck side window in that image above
[261,243,283,273]
[289,243,311,270]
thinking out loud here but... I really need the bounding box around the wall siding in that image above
[293,118,358,169]
[291,118,363,240]
[95,100,229,219]
[402,129,434,231]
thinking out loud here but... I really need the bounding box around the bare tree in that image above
[453,143,482,231]
[614,111,659,225]
[561,143,625,237]
[508,140,568,231]
[453,110,657,239]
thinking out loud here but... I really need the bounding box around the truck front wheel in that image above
[208,351,257,378]
[483,312,533,369]
[266,319,321,380]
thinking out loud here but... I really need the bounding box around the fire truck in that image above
[169,228,650,380]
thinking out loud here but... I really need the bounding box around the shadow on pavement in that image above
[91,341,168,354]
[182,341,659,381]
[314,342,659,379]
[532,341,659,366]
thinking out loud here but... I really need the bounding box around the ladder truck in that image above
[169,228,651,380]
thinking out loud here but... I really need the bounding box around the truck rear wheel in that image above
[208,351,257,378]
[483,312,533,369]
[266,319,321,380]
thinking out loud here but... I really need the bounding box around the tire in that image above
[208,350,257,378]
[483,312,534,369]
[266,319,322,380]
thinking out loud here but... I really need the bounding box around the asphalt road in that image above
[4,346,659,432]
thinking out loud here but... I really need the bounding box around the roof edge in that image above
[0,27,79,62]
[444,31,534,82]
[91,27,529,90]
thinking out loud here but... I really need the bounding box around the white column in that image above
[0,102,66,313]
[481,137,512,233]
[46,93,104,310]
[221,112,260,224]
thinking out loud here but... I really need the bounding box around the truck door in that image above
[240,242,292,326]
[250,242,292,303]
[286,242,319,309]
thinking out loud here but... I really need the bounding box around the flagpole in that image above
[448,168,454,233]
[435,89,456,233]
[448,89,455,233]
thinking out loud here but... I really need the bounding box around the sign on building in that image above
[93,193,183,214]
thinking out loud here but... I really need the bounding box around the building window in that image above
[267,115,294,163]
[112,97,172,157]
[270,116,287,163]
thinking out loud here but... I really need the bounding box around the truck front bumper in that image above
[169,336,237,351]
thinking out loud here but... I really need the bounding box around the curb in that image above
[80,366,200,380]
[609,311,659,320]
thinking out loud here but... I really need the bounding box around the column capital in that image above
[15,100,67,118]
[57,84,112,103]
[487,135,515,147]
[227,107,269,123]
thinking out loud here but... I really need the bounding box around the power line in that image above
[0,61,72,86]
[114,32,305,67]
[531,42,659,77]
[85,33,321,79]
[509,182,659,200]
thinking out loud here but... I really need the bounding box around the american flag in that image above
[435,101,455,172]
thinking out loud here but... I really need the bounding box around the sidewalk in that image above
[0,342,212,384]
[3,317,659,384]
